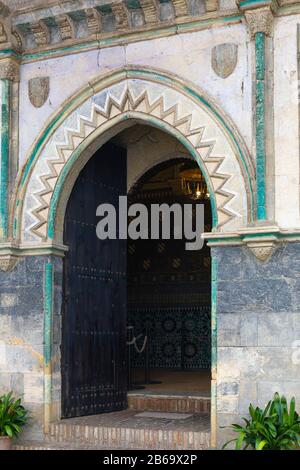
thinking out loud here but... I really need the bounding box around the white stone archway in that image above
[15,68,254,245]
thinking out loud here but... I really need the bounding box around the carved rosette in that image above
[0,58,20,82]
[244,7,274,39]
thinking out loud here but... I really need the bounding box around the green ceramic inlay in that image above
[211,256,218,372]
[0,79,10,239]
[255,32,266,220]
[239,0,269,7]
[44,261,53,366]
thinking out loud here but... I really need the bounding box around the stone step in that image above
[13,441,81,450]
[46,410,211,450]
[127,393,210,414]
[13,440,123,450]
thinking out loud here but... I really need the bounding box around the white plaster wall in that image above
[19,23,252,168]
[274,14,300,229]
[115,125,190,190]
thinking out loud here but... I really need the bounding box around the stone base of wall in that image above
[213,243,300,448]
[0,255,63,442]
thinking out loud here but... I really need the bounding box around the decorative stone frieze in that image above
[205,0,219,12]
[139,0,158,24]
[7,0,241,54]
[56,14,74,42]
[111,3,130,30]
[85,8,102,35]
[173,0,188,18]
[30,20,50,47]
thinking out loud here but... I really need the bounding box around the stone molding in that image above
[204,225,290,261]
[0,241,68,271]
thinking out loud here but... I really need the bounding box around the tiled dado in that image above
[128,393,211,414]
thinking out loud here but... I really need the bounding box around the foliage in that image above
[222,393,300,450]
[0,392,28,438]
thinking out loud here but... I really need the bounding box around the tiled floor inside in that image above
[131,368,211,395]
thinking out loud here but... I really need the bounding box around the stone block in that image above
[218,278,292,314]
[10,373,24,396]
[217,396,239,414]
[0,340,6,366]
[257,381,300,409]
[5,343,43,373]
[217,413,241,449]
[217,314,240,346]
[258,313,298,346]
[0,372,11,393]
[218,381,239,396]
[0,315,11,341]
[23,373,44,404]
[0,293,18,307]
[238,381,257,414]
[15,286,43,317]
[11,314,44,345]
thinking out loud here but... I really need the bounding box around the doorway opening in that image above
[127,157,212,398]
[61,123,211,419]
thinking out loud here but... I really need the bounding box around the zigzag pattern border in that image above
[29,84,237,240]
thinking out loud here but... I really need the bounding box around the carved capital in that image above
[0,254,20,272]
[247,242,277,262]
[0,58,20,82]
[244,7,274,39]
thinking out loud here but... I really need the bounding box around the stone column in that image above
[241,1,277,222]
[0,5,19,240]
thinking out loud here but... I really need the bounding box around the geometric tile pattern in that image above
[21,78,247,241]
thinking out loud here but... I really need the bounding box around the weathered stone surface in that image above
[0,255,63,440]
[214,243,300,447]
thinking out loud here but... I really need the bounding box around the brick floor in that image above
[43,409,211,450]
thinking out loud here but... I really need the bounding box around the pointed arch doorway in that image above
[61,123,212,418]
